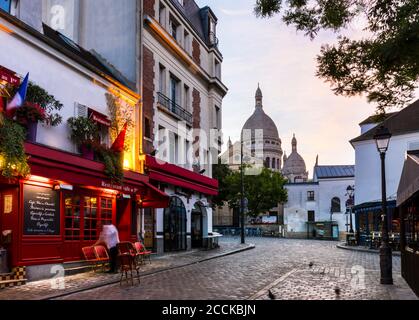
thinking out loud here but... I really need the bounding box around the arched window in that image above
[164,196,187,252]
[265,157,270,168]
[272,158,276,169]
[331,197,341,213]
[277,159,280,170]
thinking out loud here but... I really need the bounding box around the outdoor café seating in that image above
[134,242,152,265]
[82,245,110,272]
[116,242,141,286]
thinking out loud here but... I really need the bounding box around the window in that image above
[265,157,270,168]
[183,84,190,111]
[169,74,180,106]
[184,30,191,53]
[65,195,81,240]
[169,132,179,165]
[331,197,341,213]
[83,196,98,240]
[169,15,180,41]
[158,126,168,161]
[177,0,184,5]
[64,194,113,241]
[308,211,315,222]
[159,3,166,27]
[214,60,221,79]
[214,105,220,129]
[272,158,276,169]
[159,64,166,94]
[277,159,280,170]
[307,191,315,201]
[0,0,11,13]
[144,117,152,139]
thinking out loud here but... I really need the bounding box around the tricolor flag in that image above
[111,122,128,153]
[6,73,29,116]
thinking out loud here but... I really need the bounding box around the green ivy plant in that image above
[0,114,30,179]
[95,144,124,184]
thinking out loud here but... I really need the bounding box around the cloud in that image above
[219,8,252,16]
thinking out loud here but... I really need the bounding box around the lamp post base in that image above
[379,245,393,285]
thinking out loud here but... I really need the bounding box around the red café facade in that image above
[0,143,169,271]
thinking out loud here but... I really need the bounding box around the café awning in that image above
[397,150,419,206]
[24,142,169,207]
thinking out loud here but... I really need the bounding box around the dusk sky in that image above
[196,0,408,175]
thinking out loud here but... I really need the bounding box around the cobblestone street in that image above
[48,238,416,300]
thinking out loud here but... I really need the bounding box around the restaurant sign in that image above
[0,66,20,86]
[101,181,139,194]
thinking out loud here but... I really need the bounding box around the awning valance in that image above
[353,200,397,213]
[397,151,419,206]
[146,155,219,196]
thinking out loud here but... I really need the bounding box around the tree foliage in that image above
[254,0,419,112]
[212,161,234,208]
[216,165,288,218]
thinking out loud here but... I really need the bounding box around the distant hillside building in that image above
[284,162,355,240]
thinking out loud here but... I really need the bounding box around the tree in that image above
[211,160,234,208]
[254,0,419,113]
[225,166,288,218]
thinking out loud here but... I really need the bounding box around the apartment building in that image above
[142,0,227,253]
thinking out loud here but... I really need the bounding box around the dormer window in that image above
[208,15,218,47]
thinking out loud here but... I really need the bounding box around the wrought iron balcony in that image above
[157,92,193,125]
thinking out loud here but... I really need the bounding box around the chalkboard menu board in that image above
[23,185,60,236]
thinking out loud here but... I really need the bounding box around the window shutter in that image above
[75,102,88,118]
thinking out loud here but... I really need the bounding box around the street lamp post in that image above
[240,133,245,244]
[373,125,393,285]
[346,185,355,234]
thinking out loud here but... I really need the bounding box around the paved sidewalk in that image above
[337,242,401,256]
[0,241,254,300]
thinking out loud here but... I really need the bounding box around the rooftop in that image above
[351,99,419,144]
[314,165,355,179]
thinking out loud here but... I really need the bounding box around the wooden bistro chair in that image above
[134,242,152,265]
[82,246,100,272]
[116,242,141,286]
[93,245,110,273]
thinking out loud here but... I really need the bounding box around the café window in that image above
[64,193,113,241]
[0,0,11,13]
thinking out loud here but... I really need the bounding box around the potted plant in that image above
[15,102,46,142]
[6,82,63,142]
[67,116,99,160]
[25,82,63,127]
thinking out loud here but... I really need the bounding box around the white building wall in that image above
[353,132,419,205]
[284,184,319,234]
[317,178,354,234]
[0,18,119,153]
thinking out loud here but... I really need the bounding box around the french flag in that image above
[6,73,29,116]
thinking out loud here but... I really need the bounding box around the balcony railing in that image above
[157,92,193,125]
